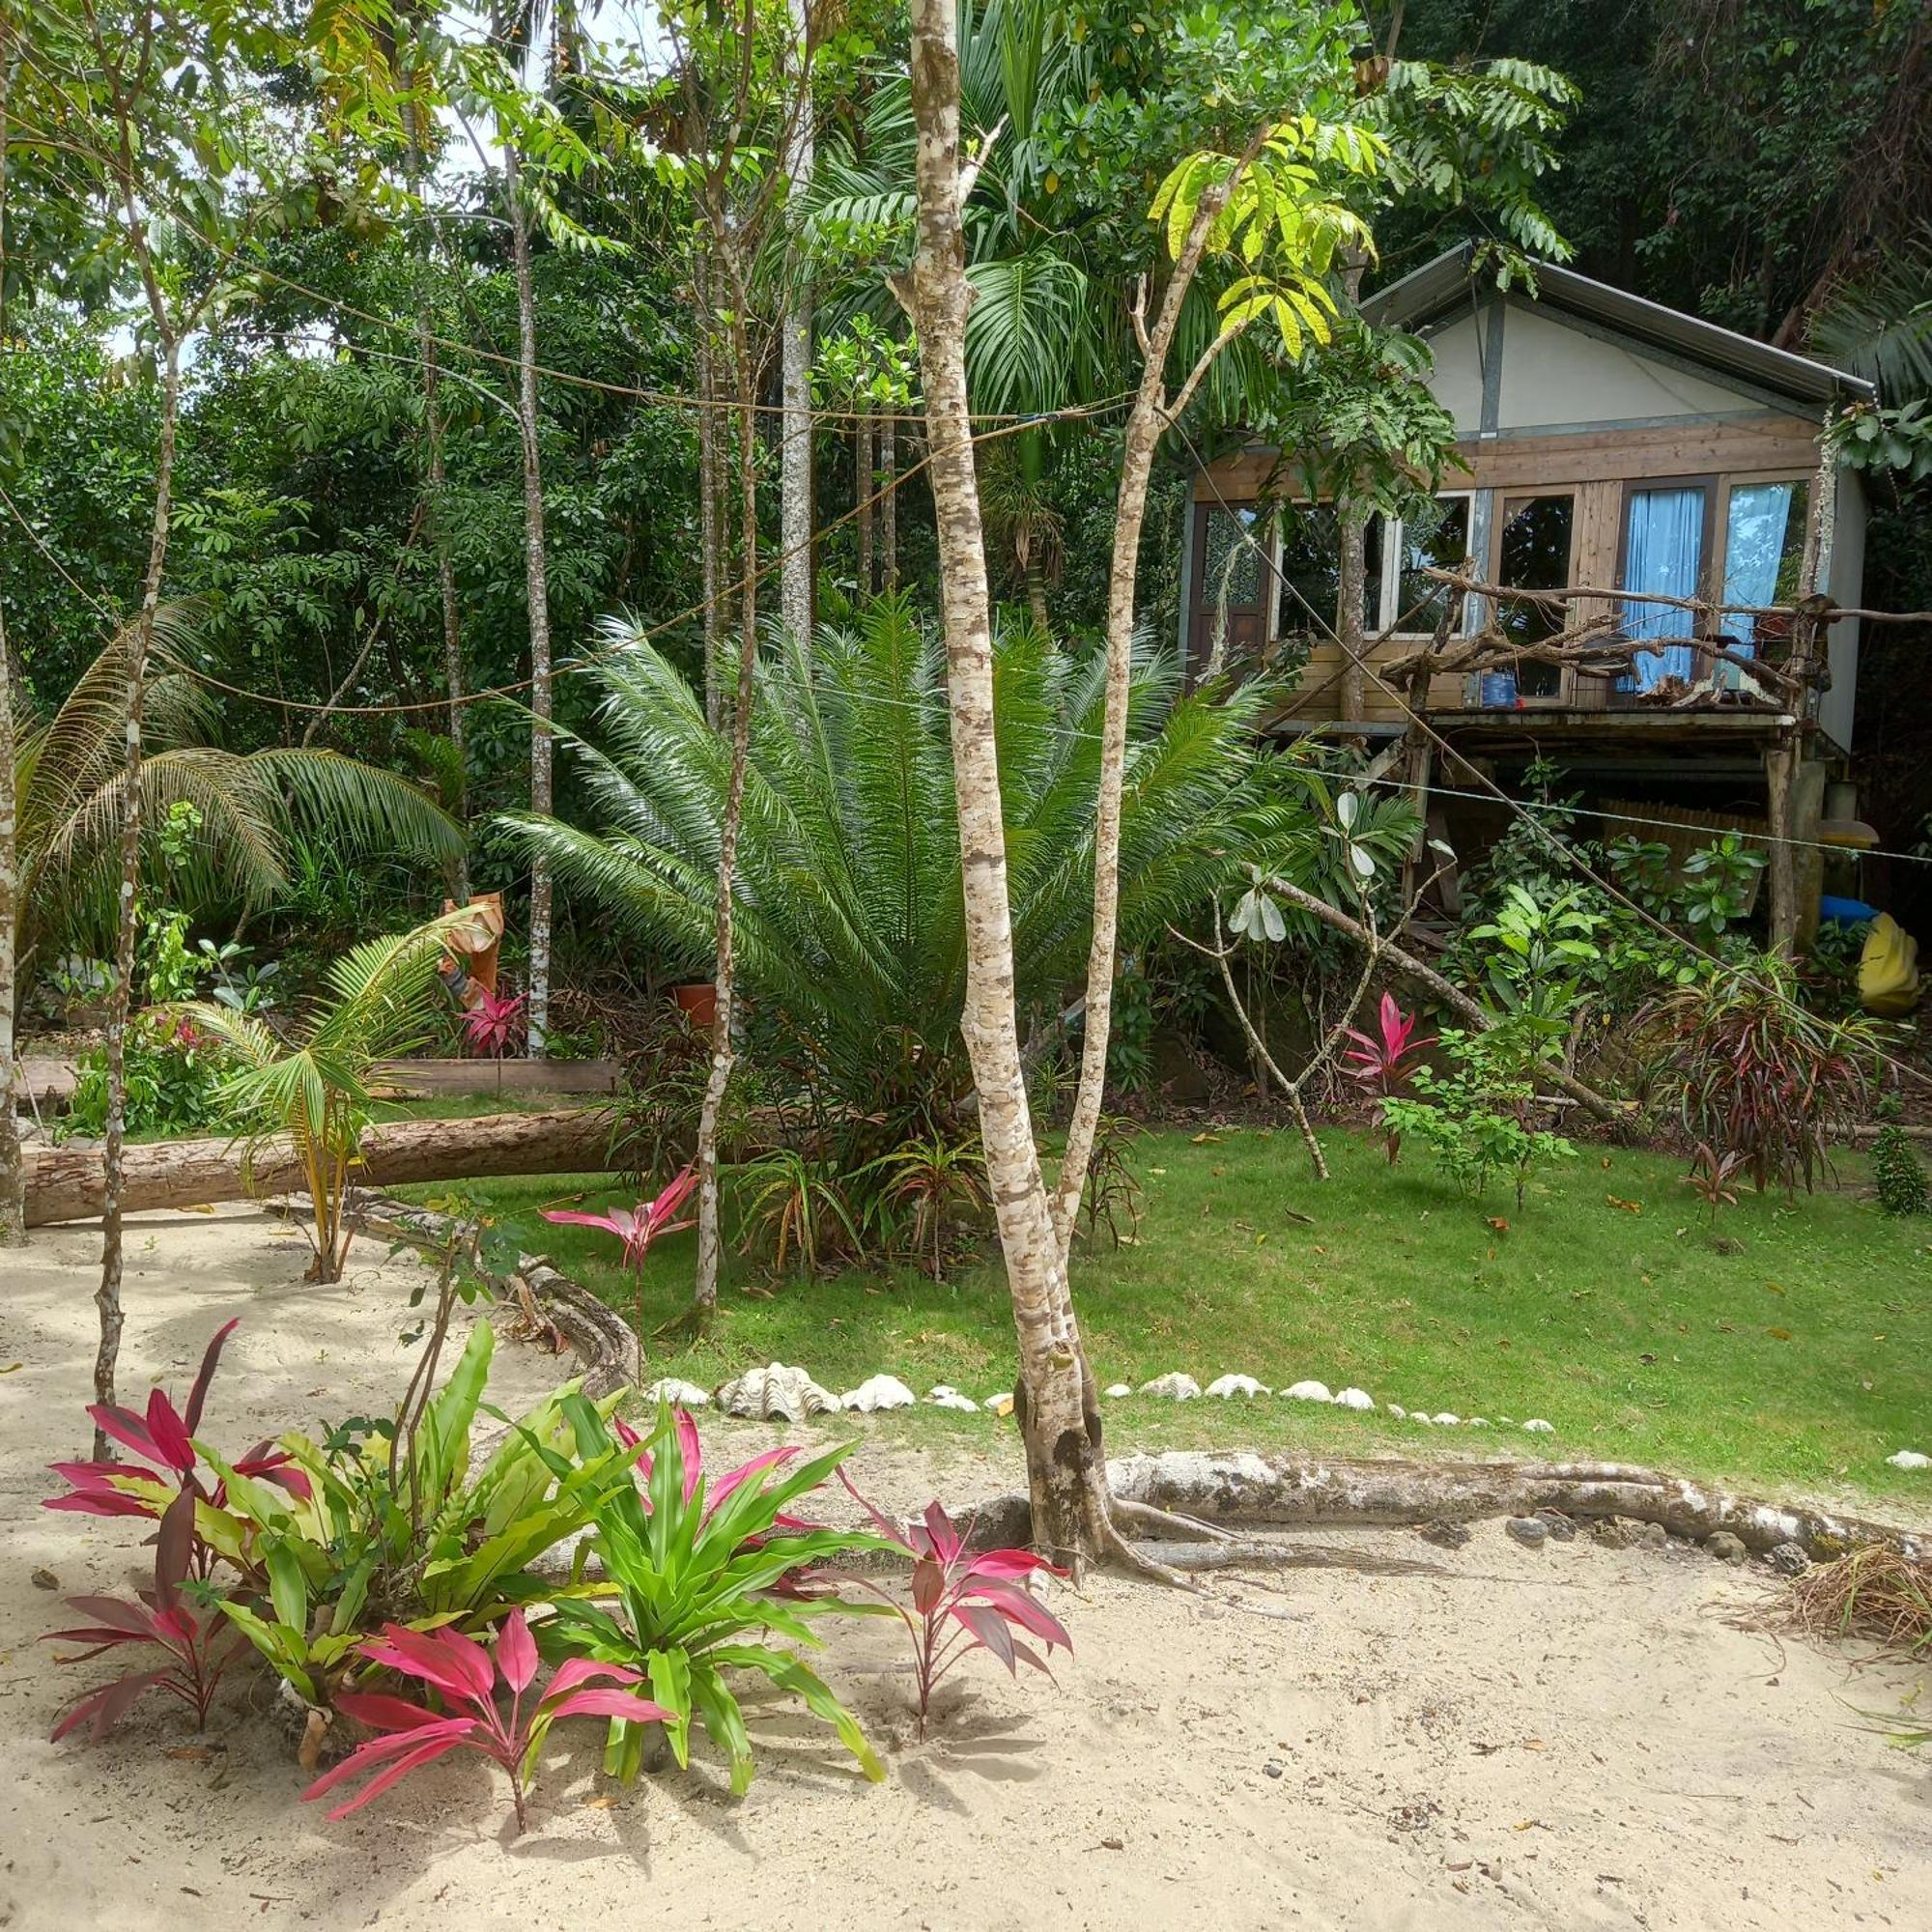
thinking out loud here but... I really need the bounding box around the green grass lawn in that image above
[399,1124,1932,1511]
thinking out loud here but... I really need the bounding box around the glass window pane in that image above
[1719,480,1808,654]
[1395,496,1472,633]
[1275,501,1342,634]
[1201,506,1262,612]
[1493,494,1574,698]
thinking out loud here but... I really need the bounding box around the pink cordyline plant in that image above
[303,1611,669,1833]
[543,1168,697,1373]
[45,1319,309,1571]
[461,985,528,1061]
[838,1472,1070,1737]
[1341,993,1436,1163]
[542,1167,698,1271]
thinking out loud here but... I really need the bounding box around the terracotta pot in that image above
[671,981,718,1030]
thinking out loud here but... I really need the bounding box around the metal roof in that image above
[1362,243,1875,407]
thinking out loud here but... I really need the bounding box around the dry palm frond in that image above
[1783,1545,1932,1657]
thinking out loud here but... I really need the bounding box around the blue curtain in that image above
[1718,482,1795,654]
[1624,487,1704,689]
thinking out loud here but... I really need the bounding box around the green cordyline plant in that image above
[546,1399,888,1795]
[178,908,475,1281]
[1637,952,1884,1198]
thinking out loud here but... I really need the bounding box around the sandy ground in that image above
[2,1211,1928,1932]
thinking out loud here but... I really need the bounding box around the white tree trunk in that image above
[97,339,181,1452]
[405,97,468,897]
[691,219,761,1320]
[1049,189,1235,1259]
[905,0,1111,1569]
[508,154,554,1055]
[779,0,814,645]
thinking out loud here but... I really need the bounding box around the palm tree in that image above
[503,595,1264,1149]
[179,909,472,1283]
[12,616,464,992]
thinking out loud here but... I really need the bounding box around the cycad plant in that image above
[505,596,1263,1151]
[12,616,462,986]
[180,910,472,1281]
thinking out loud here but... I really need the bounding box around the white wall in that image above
[1495,304,1770,429]
[1821,468,1865,753]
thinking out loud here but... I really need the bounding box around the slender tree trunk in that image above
[508,153,554,1055]
[403,95,468,897]
[0,46,23,1246]
[1337,499,1369,722]
[691,217,761,1321]
[779,0,814,644]
[856,400,874,593]
[97,338,181,1456]
[905,0,1111,1570]
[695,252,724,729]
[1024,545,1050,636]
[880,409,897,587]
[1047,176,1236,1258]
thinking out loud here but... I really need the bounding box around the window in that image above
[1621,483,1708,690]
[1270,503,1386,638]
[1719,479,1808,656]
[1484,492,1575,702]
[1388,494,1473,635]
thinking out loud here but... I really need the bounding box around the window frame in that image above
[1713,469,1813,663]
[1379,490,1478,639]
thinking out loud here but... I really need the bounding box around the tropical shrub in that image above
[1380,1028,1577,1208]
[178,908,476,1281]
[861,1132,993,1281]
[11,618,461,976]
[44,1488,246,1743]
[1638,953,1880,1196]
[1685,1142,1745,1221]
[61,1011,243,1141]
[735,1149,862,1280]
[303,1612,669,1833]
[547,1401,887,1794]
[46,1319,645,1714]
[1076,1112,1146,1248]
[542,1168,696,1368]
[838,1478,1070,1738]
[461,984,529,1060]
[1871,1123,1928,1216]
[1341,992,1435,1161]
[505,596,1264,1157]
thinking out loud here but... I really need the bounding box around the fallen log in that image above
[23,1106,617,1228]
[1102,1450,1929,1563]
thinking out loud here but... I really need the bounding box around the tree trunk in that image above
[0,49,22,1247]
[1336,498,1369,722]
[905,0,1110,1570]
[405,96,468,898]
[695,252,724,729]
[508,153,554,1056]
[691,215,761,1321]
[25,1106,616,1228]
[779,0,814,645]
[1024,549,1050,636]
[1049,177,1237,1258]
[880,410,897,587]
[856,401,874,594]
[97,338,181,1455]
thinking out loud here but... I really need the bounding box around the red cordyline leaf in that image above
[361,1624,497,1705]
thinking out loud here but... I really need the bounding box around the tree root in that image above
[1107,1496,1236,1545]
[1105,1450,1931,1563]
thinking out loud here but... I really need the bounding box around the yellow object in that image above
[1859,913,1921,1017]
